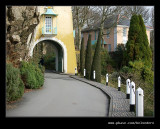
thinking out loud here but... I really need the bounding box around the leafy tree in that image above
[101,48,113,75]
[85,34,92,79]
[111,44,125,70]
[80,37,85,75]
[91,31,101,82]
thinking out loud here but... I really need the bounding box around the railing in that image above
[42,27,57,35]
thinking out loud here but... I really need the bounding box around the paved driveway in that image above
[6,71,109,117]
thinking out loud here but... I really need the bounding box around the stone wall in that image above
[6,6,40,66]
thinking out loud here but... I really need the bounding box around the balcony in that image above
[42,27,57,36]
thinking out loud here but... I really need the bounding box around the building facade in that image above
[81,15,153,52]
[28,6,77,74]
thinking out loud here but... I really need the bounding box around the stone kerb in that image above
[70,75,135,117]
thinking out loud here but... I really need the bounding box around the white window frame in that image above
[123,27,127,44]
[45,16,52,34]
[123,27,127,37]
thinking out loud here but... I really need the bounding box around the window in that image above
[45,16,52,34]
[107,29,110,38]
[123,27,127,44]
[123,27,127,37]
[108,44,111,52]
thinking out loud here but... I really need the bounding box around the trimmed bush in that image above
[80,37,85,75]
[85,34,92,79]
[38,64,45,73]
[20,61,44,89]
[91,30,101,82]
[6,63,24,102]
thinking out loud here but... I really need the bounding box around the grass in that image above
[101,75,126,93]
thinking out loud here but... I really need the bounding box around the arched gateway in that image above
[28,6,77,74]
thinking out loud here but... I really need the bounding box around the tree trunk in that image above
[102,36,104,48]
[77,25,81,50]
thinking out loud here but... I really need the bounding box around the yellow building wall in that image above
[33,6,77,74]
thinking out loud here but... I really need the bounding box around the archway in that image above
[29,37,67,73]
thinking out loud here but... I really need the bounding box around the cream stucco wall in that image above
[146,29,151,45]
[117,26,151,46]
[117,26,129,45]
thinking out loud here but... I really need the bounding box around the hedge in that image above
[6,63,24,102]
[20,61,44,89]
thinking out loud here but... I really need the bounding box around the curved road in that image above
[6,71,109,117]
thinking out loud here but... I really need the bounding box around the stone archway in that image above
[29,37,67,73]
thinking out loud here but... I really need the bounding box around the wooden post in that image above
[136,87,144,117]
[130,81,135,112]
[126,79,130,99]
[118,76,121,91]
[106,73,108,86]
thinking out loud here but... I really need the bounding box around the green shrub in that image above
[20,61,44,89]
[6,63,24,102]
[101,48,114,75]
[120,66,132,73]
[119,60,154,116]
[141,66,154,85]
[109,44,125,70]
[38,64,45,73]
[111,71,119,78]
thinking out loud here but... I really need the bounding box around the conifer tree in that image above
[126,14,140,64]
[91,30,101,82]
[138,15,152,68]
[85,34,92,79]
[125,14,152,68]
[80,37,85,75]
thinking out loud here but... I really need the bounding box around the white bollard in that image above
[75,67,77,75]
[106,73,108,86]
[118,76,121,91]
[93,70,95,81]
[130,81,135,112]
[126,79,130,99]
[84,69,86,77]
[136,87,144,117]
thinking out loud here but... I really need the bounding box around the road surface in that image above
[6,71,109,117]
